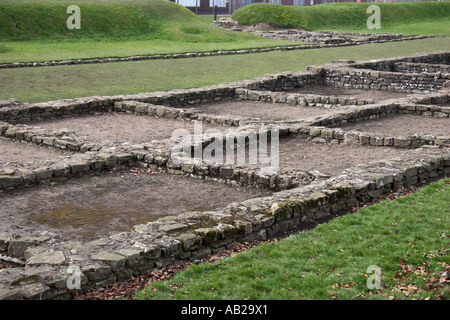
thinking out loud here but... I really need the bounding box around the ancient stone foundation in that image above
[0,51,449,300]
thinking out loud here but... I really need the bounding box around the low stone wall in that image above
[0,86,239,124]
[309,102,450,128]
[0,70,325,123]
[0,147,449,300]
[0,122,99,152]
[0,45,328,70]
[243,71,324,91]
[349,51,450,71]
[295,125,450,150]
[324,67,448,92]
[235,89,374,107]
[0,34,436,71]
[3,53,449,124]
[393,62,450,74]
[114,101,248,127]
[413,92,449,106]
[303,102,450,148]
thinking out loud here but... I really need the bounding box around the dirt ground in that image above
[337,114,450,137]
[189,100,356,121]
[210,136,408,176]
[0,137,72,166]
[0,170,271,241]
[30,113,223,144]
[288,86,410,101]
[223,137,408,176]
[277,138,408,176]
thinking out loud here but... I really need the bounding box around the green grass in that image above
[315,18,450,37]
[1,37,448,103]
[197,15,230,25]
[0,38,301,64]
[135,178,450,300]
[232,2,450,36]
[0,0,213,41]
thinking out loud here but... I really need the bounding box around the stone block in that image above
[176,233,202,251]
[91,252,126,272]
[27,251,66,266]
[81,263,113,282]
[194,228,217,245]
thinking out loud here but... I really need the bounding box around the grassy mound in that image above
[231,2,450,32]
[0,0,249,42]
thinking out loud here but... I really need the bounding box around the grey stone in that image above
[81,263,113,281]
[0,175,23,189]
[159,223,188,233]
[27,251,66,266]
[116,249,144,268]
[153,237,182,257]
[91,252,125,272]
[0,288,22,300]
[176,233,202,251]
[194,228,217,245]
[46,270,88,290]
[7,238,44,258]
[19,282,51,300]
[23,246,47,261]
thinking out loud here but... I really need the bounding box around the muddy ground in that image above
[29,113,223,144]
[0,137,73,166]
[188,100,358,121]
[336,114,450,137]
[213,136,408,176]
[0,170,271,241]
[287,86,410,101]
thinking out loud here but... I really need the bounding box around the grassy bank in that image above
[0,0,300,63]
[135,178,449,300]
[232,2,450,36]
[0,0,234,41]
[1,37,448,103]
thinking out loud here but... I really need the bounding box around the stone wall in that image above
[324,67,448,92]
[235,89,375,107]
[0,51,449,300]
[349,51,450,71]
[0,148,449,300]
[393,62,450,74]
[243,71,324,92]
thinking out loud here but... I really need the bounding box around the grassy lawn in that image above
[1,37,449,103]
[135,178,450,300]
[0,38,301,64]
[0,0,302,63]
[317,18,450,37]
[232,2,450,36]
[197,15,230,25]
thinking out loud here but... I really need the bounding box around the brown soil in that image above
[0,137,72,166]
[29,113,223,144]
[212,137,407,177]
[337,114,450,137]
[0,170,271,241]
[189,100,355,121]
[276,138,408,176]
[287,86,410,101]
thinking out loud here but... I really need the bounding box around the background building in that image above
[169,0,439,14]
